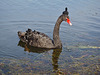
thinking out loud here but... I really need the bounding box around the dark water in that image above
[0,0,100,75]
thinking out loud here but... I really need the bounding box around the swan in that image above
[18,7,72,49]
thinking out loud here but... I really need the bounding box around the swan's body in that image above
[18,29,55,48]
[18,8,72,49]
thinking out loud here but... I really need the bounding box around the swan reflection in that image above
[18,40,62,72]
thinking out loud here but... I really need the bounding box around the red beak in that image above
[67,18,72,26]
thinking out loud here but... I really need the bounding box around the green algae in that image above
[0,51,99,75]
[0,41,100,75]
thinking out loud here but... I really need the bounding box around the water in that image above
[0,0,100,74]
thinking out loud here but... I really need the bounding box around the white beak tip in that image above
[69,23,72,26]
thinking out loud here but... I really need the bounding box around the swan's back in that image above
[18,29,54,48]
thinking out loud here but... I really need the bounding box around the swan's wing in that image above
[18,29,54,48]
[28,30,54,48]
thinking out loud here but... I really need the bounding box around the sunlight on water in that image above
[0,0,100,75]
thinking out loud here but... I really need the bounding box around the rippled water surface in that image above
[0,0,100,75]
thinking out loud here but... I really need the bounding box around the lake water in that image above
[0,0,100,75]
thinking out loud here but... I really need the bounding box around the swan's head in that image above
[62,7,72,26]
[62,15,72,26]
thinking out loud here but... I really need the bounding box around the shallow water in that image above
[0,0,100,75]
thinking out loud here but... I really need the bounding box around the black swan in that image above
[18,7,72,49]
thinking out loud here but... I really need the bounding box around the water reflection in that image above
[52,49,62,71]
[18,40,62,72]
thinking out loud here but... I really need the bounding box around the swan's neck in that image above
[53,15,63,48]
